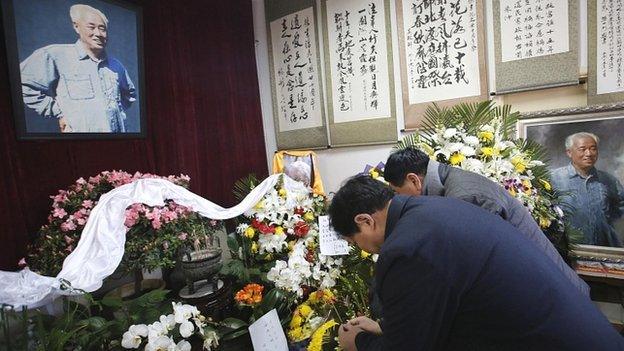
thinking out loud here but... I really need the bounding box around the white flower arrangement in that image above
[121,302,215,351]
[399,101,565,236]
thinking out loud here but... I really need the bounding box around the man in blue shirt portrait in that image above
[20,4,136,133]
[551,132,624,247]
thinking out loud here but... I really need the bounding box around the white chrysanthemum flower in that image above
[463,135,479,146]
[443,128,458,138]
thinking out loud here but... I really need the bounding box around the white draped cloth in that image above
[0,175,286,309]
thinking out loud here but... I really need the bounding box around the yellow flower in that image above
[304,212,315,222]
[307,320,338,351]
[290,314,303,328]
[288,240,296,251]
[522,179,532,189]
[275,226,285,235]
[244,227,256,239]
[478,130,494,142]
[299,304,312,318]
[449,152,465,165]
[278,188,287,197]
[254,200,264,209]
[508,187,517,197]
[539,179,552,191]
[539,217,552,229]
[511,156,527,173]
[480,147,494,157]
[369,169,379,179]
[288,326,303,341]
[360,250,371,259]
[251,242,258,254]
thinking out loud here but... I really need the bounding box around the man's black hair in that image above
[328,175,394,237]
[384,147,430,186]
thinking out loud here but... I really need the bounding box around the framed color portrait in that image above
[1,0,144,139]
[518,109,624,249]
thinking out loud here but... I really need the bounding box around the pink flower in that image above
[18,257,27,268]
[124,208,140,228]
[161,209,178,223]
[151,218,162,230]
[178,232,188,241]
[60,220,77,232]
[86,183,95,191]
[76,177,87,185]
[53,208,67,219]
[210,220,218,226]
[82,200,94,209]
[162,241,169,250]
[65,245,74,253]
[64,235,74,244]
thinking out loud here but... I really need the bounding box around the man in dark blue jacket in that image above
[329,175,623,351]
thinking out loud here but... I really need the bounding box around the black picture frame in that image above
[0,0,145,139]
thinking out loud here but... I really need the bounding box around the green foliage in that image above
[0,288,172,351]
[232,174,261,202]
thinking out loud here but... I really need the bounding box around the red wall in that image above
[0,0,268,270]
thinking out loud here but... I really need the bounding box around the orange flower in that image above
[235,283,264,306]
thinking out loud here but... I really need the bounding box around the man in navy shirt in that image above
[329,175,623,350]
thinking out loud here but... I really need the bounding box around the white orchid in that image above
[144,336,175,351]
[175,340,191,351]
[172,302,200,324]
[121,324,148,349]
[179,320,194,338]
[203,330,219,351]
[159,314,176,331]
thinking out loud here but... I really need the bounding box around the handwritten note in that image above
[402,0,482,105]
[248,309,289,351]
[597,0,624,94]
[326,0,392,123]
[319,215,349,256]
[270,7,324,132]
[500,0,570,62]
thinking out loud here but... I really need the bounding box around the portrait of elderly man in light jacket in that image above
[551,132,624,247]
[20,4,136,133]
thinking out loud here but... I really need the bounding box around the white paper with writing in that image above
[326,0,392,123]
[270,7,323,132]
[319,215,350,256]
[248,309,289,351]
[403,0,481,104]
[500,0,569,62]
[597,0,624,94]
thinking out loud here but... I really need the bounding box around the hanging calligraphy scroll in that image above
[321,0,398,146]
[266,0,328,149]
[397,0,489,129]
[491,0,579,94]
[588,0,624,105]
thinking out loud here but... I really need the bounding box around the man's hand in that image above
[58,116,72,132]
[349,316,382,335]
[338,323,363,351]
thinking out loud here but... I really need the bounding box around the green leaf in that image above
[220,327,250,341]
[100,296,123,308]
[221,318,248,329]
[227,234,240,255]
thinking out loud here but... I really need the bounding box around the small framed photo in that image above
[1,0,144,139]
[518,108,624,249]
